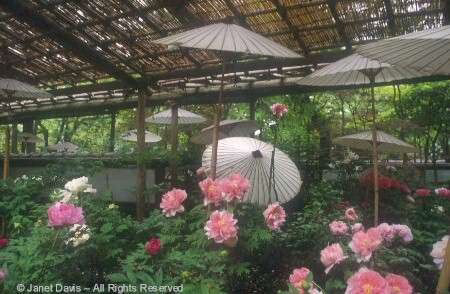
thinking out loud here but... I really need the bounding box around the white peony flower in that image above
[64,177,90,194]
[66,224,91,247]
[430,235,449,270]
[108,203,119,210]
[84,185,97,194]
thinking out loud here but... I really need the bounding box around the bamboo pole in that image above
[436,240,450,293]
[210,61,225,180]
[3,126,10,180]
[371,84,380,226]
[136,90,147,221]
[170,102,179,186]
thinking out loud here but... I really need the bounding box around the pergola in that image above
[0,0,448,219]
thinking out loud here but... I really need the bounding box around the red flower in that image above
[378,176,393,189]
[145,238,162,255]
[0,237,9,249]
[415,188,431,197]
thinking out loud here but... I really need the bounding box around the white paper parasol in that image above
[202,137,302,205]
[191,120,259,145]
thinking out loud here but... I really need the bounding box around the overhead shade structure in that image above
[145,108,206,125]
[17,132,43,144]
[0,78,52,100]
[191,120,259,145]
[297,53,430,226]
[121,129,161,143]
[48,141,79,153]
[202,137,302,205]
[356,25,450,75]
[153,23,301,180]
[333,131,418,154]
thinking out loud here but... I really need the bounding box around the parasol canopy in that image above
[146,108,206,125]
[333,130,418,154]
[48,141,80,153]
[202,137,302,205]
[121,130,161,143]
[191,120,259,145]
[356,25,450,75]
[154,23,301,58]
[297,53,428,87]
[17,132,43,144]
[0,78,52,101]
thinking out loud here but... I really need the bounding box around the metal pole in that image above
[136,90,147,221]
[170,102,179,186]
[3,126,10,180]
[210,61,225,179]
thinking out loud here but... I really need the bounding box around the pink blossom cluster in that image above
[199,174,250,206]
[263,202,286,231]
[271,103,288,119]
[415,188,431,197]
[204,210,238,244]
[48,202,85,228]
[320,243,348,274]
[160,188,187,217]
[289,267,321,294]
[345,267,412,294]
[349,228,383,262]
[329,220,349,235]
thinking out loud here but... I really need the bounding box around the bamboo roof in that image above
[0,0,447,121]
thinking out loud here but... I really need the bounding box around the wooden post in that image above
[136,90,147,221]
[210,61,226,180]
[3,126,10,180]
[170,102,179,186]
[249,99,256,121]
[22,119,35,153]
[11,124,18,154]
[437,240,450,293]
[109,112,116,152]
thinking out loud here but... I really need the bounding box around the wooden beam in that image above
[49,50,349,96]
[326,0,352,52]
[383,0,397,36]
[0,0,140,88]
[2,73,449,124]
[271,0,310,55]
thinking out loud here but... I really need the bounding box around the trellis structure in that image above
[0,0,448,220]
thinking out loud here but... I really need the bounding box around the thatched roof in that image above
[0,0,447,121]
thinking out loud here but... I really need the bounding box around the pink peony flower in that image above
[204,210,238,243]
[415,188,431,197]
[435,187,450,198]
[160,188,187,217]
[345,267,389,294]
[349,228,383,262]
[263,202,286,231]
[351,223,364,234]
[392,224,413,243]
[145,237,162,255]
[48,202,85,228]
[221,173,250,202]
[320,243,348,274]
[289,267,311,291]
[329,220,349,235]
[199,177,223,206]
[399,182,411,194]
[271,103,288,119]
[385,273,413,294]
[377,223,395,242]
[430,235,449,270]
[345,208,358,221]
